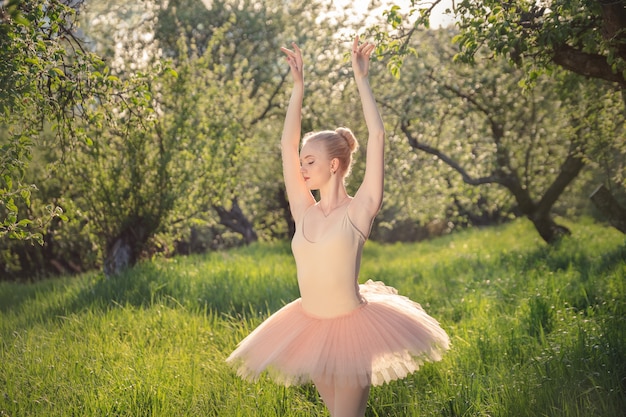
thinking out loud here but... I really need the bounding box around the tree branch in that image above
[400,119,501,186]
[434,77,503,136]
[250,67,288,126]
[552,43,626,87]
[212,197,258,244]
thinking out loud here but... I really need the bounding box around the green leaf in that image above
[49,67,64,78]
[6,198,18,213]
[32,233,44,245]
[20,189,31,206]
[17,219,32,227]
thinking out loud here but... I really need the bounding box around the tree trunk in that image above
[399,89,585,245]
[529,213,571,244]
[501,174,572,244]
[497,144,587,243]
[598,0,626,63]
[214,198,258,244]
[590,184,626,234]
[103,221,151,277]
[104,235,133,277]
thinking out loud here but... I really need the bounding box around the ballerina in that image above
[227,35,450,417]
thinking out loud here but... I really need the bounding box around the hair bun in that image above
[335,127,359,153]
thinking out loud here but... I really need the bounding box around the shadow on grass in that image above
[505,238,626,278]
[1,237,624,331]
[1,248,300,330]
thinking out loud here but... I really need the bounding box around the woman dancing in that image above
[227,36,450,417]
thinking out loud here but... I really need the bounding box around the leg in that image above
[332,383,370,417]
[313,376,335,413]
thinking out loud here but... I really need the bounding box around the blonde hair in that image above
[302,127,359,178]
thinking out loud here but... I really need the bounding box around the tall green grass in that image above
[1,219,625,416]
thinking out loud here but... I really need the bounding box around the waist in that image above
[299,294,366,319]
[298,280,363,318]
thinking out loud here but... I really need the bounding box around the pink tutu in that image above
[226,280,450,387]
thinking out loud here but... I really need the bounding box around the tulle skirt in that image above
[226,280,450,387]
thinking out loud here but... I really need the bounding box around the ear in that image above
[330,157,339,173]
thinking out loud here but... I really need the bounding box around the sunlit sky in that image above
[197,0,456,28]
[329,0,455,28]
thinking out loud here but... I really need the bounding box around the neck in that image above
[318,184,349,211]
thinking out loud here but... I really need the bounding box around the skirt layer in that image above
[226,280,450,387]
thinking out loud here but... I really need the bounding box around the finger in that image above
[282,53,296,67]
[280,47,295,57]
[290,43,303,64]
[356,42,374,57]
[292,43,303,61]
[352,35,359,53]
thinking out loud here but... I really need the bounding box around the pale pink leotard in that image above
[291,201,366,318]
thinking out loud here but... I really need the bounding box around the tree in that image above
[379,29,622,243]
[375,0,626,88]
[0,0,106,243]
[370,0,626,238]
[60,26,253,275]
[153,0,349,239]
[2,0,366,278]
[451,0,626,212]
[451,0,626,90]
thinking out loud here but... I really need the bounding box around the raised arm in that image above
[350,36,385,236]
[280,43,315,222]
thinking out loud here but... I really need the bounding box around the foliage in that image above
[376,27,623,242]
[374,1,626,191]
[375,0,626,87]
[452,0,626,87]
[3,0,623,277]
[450,0,626,191]
[72,33,248,270]
[0,0,105,242]
[1,0,256,276]
[1,0,358,277]
[0,220,624,415]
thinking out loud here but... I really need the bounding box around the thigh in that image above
[313,377,336,413]
[333,383,370,417]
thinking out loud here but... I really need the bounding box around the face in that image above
[299,140,333,190]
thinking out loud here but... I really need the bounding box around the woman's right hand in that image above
[280,42,304,85]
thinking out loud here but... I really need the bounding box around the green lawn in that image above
[1,218,625,416]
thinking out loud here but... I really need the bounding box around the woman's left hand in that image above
[351,36,376,80]
[281,42,304,85]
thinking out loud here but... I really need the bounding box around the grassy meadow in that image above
[1,218,625,416]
